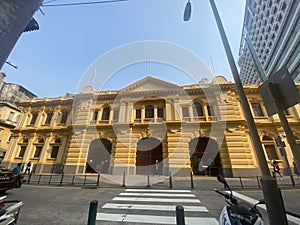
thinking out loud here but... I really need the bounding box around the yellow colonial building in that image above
[0,102,21,161]
[2,76,300,177]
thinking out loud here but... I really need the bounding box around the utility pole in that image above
[208,1,288,224]
[243,29,300,178]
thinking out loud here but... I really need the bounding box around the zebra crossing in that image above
[96,189,219,224]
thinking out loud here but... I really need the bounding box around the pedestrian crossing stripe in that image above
[96,213,219,225]
[102,203,209,212]
[98,189,217,224]
[119,192,195,197]
[112,197,201,203]
[125,189,191,193]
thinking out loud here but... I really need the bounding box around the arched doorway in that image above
[86,138,112,173]
[189,137,221,176]
[136,137,163,175]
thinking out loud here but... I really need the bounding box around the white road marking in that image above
[97,213,219,225]
[112,197,201,203]
[102,203,209,212]
[125,189,191,193]
[230,191,300,225]
[119,192,195,197]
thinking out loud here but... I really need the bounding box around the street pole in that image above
[208,0,288,224]
[243,28,300,179]
[274,135,295,187]
[269,83,299,185]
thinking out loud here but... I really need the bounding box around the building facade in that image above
[238,0,300,84]
[0,72,37,161]
[2,76,300,177]
[0,102,20,161]
[0,72,37,104]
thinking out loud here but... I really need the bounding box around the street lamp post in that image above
[183,1,288,224]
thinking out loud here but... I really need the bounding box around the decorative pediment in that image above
[120,76,182,94]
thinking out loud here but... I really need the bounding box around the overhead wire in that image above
[42,0,128,7]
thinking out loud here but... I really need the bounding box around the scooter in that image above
[214,175,265,225]
[0,196,23,225]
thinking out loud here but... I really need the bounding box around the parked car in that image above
[0,166,24,194]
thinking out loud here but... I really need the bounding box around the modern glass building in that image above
[238,0,300,84]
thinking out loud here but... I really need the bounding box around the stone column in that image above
[23,135,35,162]
[17,110,28,127]
[127,101,133,123]
[165,99,172,121]
[118,102,126,123]
[3,133,19,164]
[173,98,181,121]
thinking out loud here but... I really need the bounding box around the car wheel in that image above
[16,179,22,188]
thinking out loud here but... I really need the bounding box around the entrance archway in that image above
[136,137,163,175]
[86,138,112,173]
[189,137,221,176]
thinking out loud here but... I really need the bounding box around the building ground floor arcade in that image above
[3,121,275,177]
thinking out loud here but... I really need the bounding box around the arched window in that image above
[145,105,154,118]
[262,135,278,160]
[192,102,203,117]
[19,136,29,158]
[251,103,264,116]
[101,107,110,120]
[19,145,27,158]
[34,136,44,158]
[45,112,53,125]
[30,113,38,125]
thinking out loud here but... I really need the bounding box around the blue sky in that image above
[1,0,246,98]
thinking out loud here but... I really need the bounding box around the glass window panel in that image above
[92,111,98,121]
[30,113,38,125]
[60,112,68,124]
[207,106,215,116]
[19,146,27,157]
[45,112,53,124]
[193,102,203,116]
[264,145,278,160]
[251,103,264,116]
[34,146,42,158]
[8,112,14,121]
[101,107,110,120]
[136,109,141,119]
[51,146,59,158]
[145,105,154,118]
[182,107,189,117]
[157,108,163,118]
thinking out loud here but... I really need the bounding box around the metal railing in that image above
[25,172,300,189]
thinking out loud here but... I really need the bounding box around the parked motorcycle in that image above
[214,175,265,225]
[0,196,23,225]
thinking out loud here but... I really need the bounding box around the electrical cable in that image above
[42,0,127,7]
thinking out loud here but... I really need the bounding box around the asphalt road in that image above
[1,177,300,225]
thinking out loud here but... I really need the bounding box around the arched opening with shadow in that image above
[136,137,163,175]
[86,138,112,173]
[189,137,221,176]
